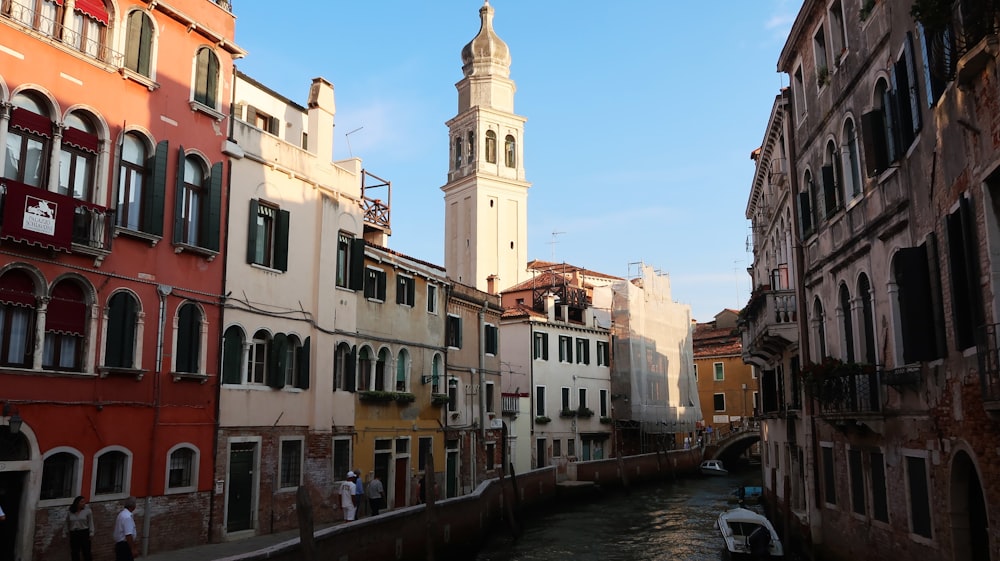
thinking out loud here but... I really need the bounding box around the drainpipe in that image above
[479,302,487,441]
[143,284,171,557]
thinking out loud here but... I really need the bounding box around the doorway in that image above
[226,442,257,533]
[0,471,25,561]
[950,450,989,561]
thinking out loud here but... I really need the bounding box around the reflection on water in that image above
[475,464,763,561]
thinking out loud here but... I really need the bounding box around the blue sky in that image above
[234,1,799,323]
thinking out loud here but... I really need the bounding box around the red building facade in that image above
[0,1,242,559]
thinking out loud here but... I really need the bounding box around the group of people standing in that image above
[52,495,138,561]
[339,469,385,521]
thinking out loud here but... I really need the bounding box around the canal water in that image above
[474,462,764,561]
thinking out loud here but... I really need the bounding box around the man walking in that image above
[340,472,358,522]
[353,468,366,518]
[112,497,137,561]
[367,473,385,515]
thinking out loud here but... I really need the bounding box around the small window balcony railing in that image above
[0,180,113,255]
[802,358,881,415]
[2,0,124,67]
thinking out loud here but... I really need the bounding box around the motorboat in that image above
[700,459,729,476]
[728,485,764,505]
[716,507,784,559]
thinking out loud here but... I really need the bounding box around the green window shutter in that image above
[105,293,136,368]
[349,238,366,291]
[137,13,152,76]
[177,304,201,373]
[206,51,219,108]
[274,209,290,272]
[246,106,257,125]
[145,140,168,236]
[204,161,223,251]
[861,110,888,177]
[172,146,186,244]
[378,271,386,300]
[267,334,288,388]
[346,346,357,392]
[296,337,310,389]
[222,328,243,384]
[124,12,141,72]
[246,199,259,264]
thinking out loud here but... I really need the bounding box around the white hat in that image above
[346,471,356,478]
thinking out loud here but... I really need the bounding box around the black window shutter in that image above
[798,191,813,234]
[904,32,921,136]
[222,328,243,384]
[274,209,290,272]
[861,111,888,176]
[346,346,357,392]
[296,337,310,389]
[397,277,405,304]
[246,199,259,264]
[407,278,415,305]
[896,246,937,363]
[137,14,152,76]
[172,146,186,244]
[822,165,838,216]
[204,162,223,251]
[105,293,135,368]
[378,271,386,300]
[268,334,288,388]
[206,51,219,108]
[350,239,366,291]
[145,140,168,236]
[177,304,201,373]
[125,12,141,72]
[893,58,915,150]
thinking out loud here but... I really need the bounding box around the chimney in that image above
[487,274,498,295]
[307,77,335,161]
[545,292,557,322]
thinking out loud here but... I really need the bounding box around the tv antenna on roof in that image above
[549,231,565,262]
[345,126,363,158]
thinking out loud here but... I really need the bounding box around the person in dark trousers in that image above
[366,473,385,515]
[112,497,137,561]
[66,496,95,561]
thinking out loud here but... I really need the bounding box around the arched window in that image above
[44,279,88,371]
[374,347,391,391]
[334,342,354,391]
[59,111,99,201]
[839,283,855,362]
[65,0,109,59]
[179,154,208,245]
[175,302,202,374]
[193,47,220,108]
[0,269,37,367]
[431,353,442,394]
[504,134,516,168]
[467,130,475,163]
[117,132,149,231]
[4,92,52,187]
[94,448,130,498]
[104,291,138,369]
[248,329,270,384]
[857,274,876,364]
[358,346,373,390]
[485,130,497,164]
[396,349,409,392]
[222,325,245,384]
[821,140,840,217]
[812,298,827,359]
[842,118,862,198]
[281,334,309,390]
[454,136,462,169]
[166,445,197,491]
[125,10,154,77]
[41,450,80,500]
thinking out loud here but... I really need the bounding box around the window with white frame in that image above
[485,324,499,355]
[535,385,546,416]
[446,315,462,348]
[597,340,609,366]
[166,445,198,492]
[396,274,415,306]
[247,200,290,271]
[40,450,81,501]
[713,362,724,381]
[561,387,571,411]
[599,389,608,417]
[533,332,549,360]
[713,393,726,412]
[365,267,387,301]
[124,9,154,77]
[94,448,131,499]
[558,335,572,363]
[575,338,590,364]
[427,284,438,313]
[193,47,220,109]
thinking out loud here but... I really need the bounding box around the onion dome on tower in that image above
[461,0,511,78]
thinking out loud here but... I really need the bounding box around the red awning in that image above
[46,281,87,336]
[0,179,74,251]
[0,269,37,307]
[74,0,108,25]
[62,127,99,154]
[10,107,52,138]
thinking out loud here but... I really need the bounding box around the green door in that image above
[227,443,256,532]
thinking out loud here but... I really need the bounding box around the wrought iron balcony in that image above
[740,288,797,365]
[814,370,882,416]
[2,0,124,67]
[1,180,114,256]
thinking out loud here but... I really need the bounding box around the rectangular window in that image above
[599,389,608,417]
[713,393,725,411]
[446,315,462,348]
[95,452,128,496]
[248,106,279,135]
[907,455,932,538]
[533,332,549,360]
[849,448,866,515]
[947,198,983,350]
[561,387,571,411]
[567,439,575,457]
[336,233,365,290]
[553,439,562,458]
[448,378,459,412]
[418,437,433,471]
[396,274,415,306]
[485,442,496,469]
[535,385,546,416]
[485,324,499,355]
[822,445,837,505]
[713,362,724,381]
[870,451,889,522]
[597,341,609,366]
[558,335,572,363]
[279,439,302,489]
[575,338,590,364]
[485,382,495,413]
[578,388,587,410]
[427,284,438,313]
[365,267,387,301]
[332,438,351,482]
[793,66,806,121]
[814,26,829,86]
[693,363,698,380]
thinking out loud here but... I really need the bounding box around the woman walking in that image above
[66,496,94,561]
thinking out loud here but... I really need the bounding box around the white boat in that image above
[715,507,784,559]
[700,459,729,476]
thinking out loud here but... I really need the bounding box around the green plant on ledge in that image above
[910,0,953,30]
[817,66,830,87]
[535,416,551,424]
[358,390,395,402]
[431,393,450,406]
[577,407,595,418]
[599,416,613,424]
[799,356,876,395]
[394,392,416,403]
[559,408,577,418]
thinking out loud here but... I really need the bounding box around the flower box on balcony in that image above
[431,393,450,406]
[599,416,613,424]
[535,416,551,424]
[559,409,577,418]
[394,392,416,403]
[358,390,395,403]
[577,407,595,418]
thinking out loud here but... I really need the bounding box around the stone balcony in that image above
[740,288,798,367]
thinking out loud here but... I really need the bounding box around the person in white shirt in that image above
[112,497,137,561]
[340,472,358,521]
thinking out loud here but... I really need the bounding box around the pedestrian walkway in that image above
[142,521,340,561]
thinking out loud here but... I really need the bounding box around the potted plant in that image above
[535,415,551,424]
[394,392,416,403]
[599,416,613,424]
[559,408,577,418]
[817,66,830,87]
[431,393,450,406]
[358,390,394,402]
[577,407,595,418]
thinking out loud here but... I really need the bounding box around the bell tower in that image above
[442,1,530,293]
